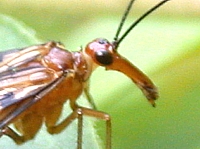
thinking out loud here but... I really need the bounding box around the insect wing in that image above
[0,44,49,73]
[0,45,62,124]
[0,67,57,108]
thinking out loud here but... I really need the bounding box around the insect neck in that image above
[72,50,98,81]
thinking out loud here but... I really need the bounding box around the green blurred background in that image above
[0,0,200,149]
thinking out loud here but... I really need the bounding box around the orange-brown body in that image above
[0,39,157,146]
[13,74,83,141]
[0,41,90,143]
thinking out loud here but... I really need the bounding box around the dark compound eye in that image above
[95,50,113,65]
[98,38,109,45]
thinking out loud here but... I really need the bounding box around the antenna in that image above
[114,0,136,42]
[113,0,171,49]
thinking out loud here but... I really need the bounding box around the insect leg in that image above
[84,86,97,110]
[76,107,111,149]
[47,106,111,149]
[46,106,85,149]
[0,126,24,144]
[77,110,83,149]
[0,108,44,144]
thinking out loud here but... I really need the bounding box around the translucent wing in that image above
[0,66,56,109]
[0,42,67,127]
[0,43,49,73]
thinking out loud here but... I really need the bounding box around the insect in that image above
[0,0,170,149]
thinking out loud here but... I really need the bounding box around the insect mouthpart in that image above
[84,38,158,106]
